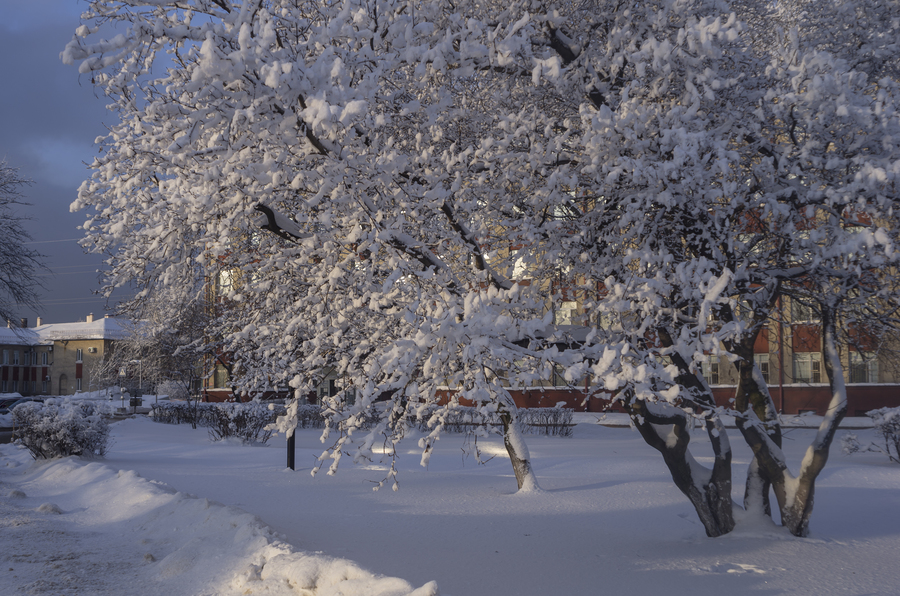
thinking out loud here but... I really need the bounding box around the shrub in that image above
[206,401,283,444]
[518,407,575,437]
[295,403,326,429]
[151,401,216,427]
[156,380,189,402]
[842,406,900,464]
[12,400,111,459]
[411,405,574,437]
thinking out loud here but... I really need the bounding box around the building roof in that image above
[0,316,131,346]
[34,317,130,341]
[0,327,38,346]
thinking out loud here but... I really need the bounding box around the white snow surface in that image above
[1,417,899,596]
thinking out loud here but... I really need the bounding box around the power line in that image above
[23,238,83,245]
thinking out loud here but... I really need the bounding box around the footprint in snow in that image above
[701,563,767,575]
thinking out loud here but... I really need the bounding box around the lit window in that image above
[793,352,822,384]
[554,301,578,326]
[510,249,530,280]
[214,364,228,388]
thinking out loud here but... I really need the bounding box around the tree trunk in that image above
[732,305,847,536]
[497,398,540,492]
[778,305,847,536]
[628,398,735,537]
[730,336,781,518]
[635,327,735,537]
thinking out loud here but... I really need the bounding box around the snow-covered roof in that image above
[0,326,39,346]
[0,317,130,346]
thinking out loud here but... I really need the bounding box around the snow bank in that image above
[0,444,437,596]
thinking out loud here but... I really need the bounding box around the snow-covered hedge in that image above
[413,406,574,437]
[206,401,285,445]
[151,401,323,432]
[12,400,111,459]
[150,401,216,427]
[842,407,900,464]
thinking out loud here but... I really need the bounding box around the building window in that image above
[554,301,578,326]
[754,353,770,385]
[31,351,37,365]
[793,352,822,384]
[76,378,82,392]
[703,356,720,386]
[42,380,48,394]
[76,349,83,362]
[214,364,228,389]
[791,299,819,324]
[11,380,17,393]
[12,351,19,365]
[2,350,7,365]
[509,249,530,280]
[850,351,879,384]
[41,352,48,365]
[1,380,6,392]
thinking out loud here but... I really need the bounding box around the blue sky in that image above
[0,0,131,324]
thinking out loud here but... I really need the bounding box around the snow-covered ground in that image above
[1,415,898,595]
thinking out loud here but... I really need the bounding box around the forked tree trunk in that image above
[628,398,735,537]
[635,327,735,537]
[733,306,847,537]
[778,306,847,536]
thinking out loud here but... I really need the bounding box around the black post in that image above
[287,432,295,470]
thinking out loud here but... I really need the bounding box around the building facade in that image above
[0,315,127,397]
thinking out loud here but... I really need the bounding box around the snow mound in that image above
[0,448,436,596]
[36,502,63,514]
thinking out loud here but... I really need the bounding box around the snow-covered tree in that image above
[0,161,45,326]
[64,0,565,491]
[66,0,900,533]
[566,0,900,536]
[109,290,211,406]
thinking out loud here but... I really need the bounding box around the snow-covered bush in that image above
[156,380,189,402]
[294,404,326,429]
[843,407,900,464]
[207,401,282,445]
[12,400,111,459]
[151,401,215,427]
[518,408,575,437]
[413,406,573,437]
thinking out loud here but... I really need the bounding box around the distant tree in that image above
[109,290,211,421]
[0,161,44,325]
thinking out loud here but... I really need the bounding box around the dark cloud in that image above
[0,2,128,325]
